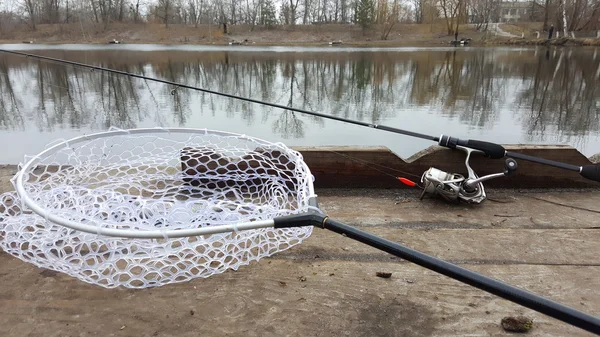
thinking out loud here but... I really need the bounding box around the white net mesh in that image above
[0,128,315,288]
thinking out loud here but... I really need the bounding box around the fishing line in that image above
[325,149,423,183]
[143,77,166,126]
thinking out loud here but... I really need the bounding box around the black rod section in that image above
[0,49,437,142]
[506,151,581,172]
[323,217,600,335]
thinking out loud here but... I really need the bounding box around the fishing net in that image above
[0,128,315,288]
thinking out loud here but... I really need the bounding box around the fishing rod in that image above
[1,49,599,204]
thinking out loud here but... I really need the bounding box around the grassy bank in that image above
[486,36,600,46]
[0,22,598,47]
[0,22,481,46]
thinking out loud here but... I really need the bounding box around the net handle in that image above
[14,127,314,238]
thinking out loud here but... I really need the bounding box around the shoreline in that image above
[1,23,598,48]
[2,39,598,48]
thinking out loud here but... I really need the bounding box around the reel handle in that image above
[463,158,519,191]
[504,158,518,177]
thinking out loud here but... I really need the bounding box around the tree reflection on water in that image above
[0,47,598,155]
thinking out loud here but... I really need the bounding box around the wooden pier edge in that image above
[291,144,600,189]
[1,144,598,190]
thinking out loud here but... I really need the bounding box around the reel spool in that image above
[419,147,518,204]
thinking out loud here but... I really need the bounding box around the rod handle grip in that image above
[439,135,506,159]
[462,140,506,159]
[580,165,600,182]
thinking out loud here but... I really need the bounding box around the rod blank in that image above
[321,217,600,335]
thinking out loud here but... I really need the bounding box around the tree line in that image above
[2,0,409,30]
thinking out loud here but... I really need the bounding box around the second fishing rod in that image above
[2,48,598,186]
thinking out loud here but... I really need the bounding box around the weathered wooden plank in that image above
[316,189,600,229]
[0,165,18,194]
[0,253,597,337]
[3,144,600,189]
[2,165,599,230]
[274,228,600,265]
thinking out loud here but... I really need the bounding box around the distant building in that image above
[499,1,544,23]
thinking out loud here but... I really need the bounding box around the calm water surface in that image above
[0,44,599,164]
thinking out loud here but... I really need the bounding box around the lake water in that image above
[0,44,599,164]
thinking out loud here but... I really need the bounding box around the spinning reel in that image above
[419,146,518,204]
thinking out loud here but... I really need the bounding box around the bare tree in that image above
[22,0,37,30]
[302,0,312,23]
[229,0,238,24]
[289,0,300,24]
[187,0,204,27]
[243,0,259,27]
[560,0,567,35]
[131,0,141,23]
[468,0,499,30]
[379,0,400,39]
[154,0,175,27]
[543,0,551,30]
[568,0,592,30]
[579,0,600,30]
[438,0,465,35]
[412,0,424,23]
[97,0,114,29]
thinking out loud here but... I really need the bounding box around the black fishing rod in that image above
[1,49,598,183]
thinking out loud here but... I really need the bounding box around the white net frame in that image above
[0,127,315,288]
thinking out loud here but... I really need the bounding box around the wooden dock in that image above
[0,145,599,337]
[294,144,600,189]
